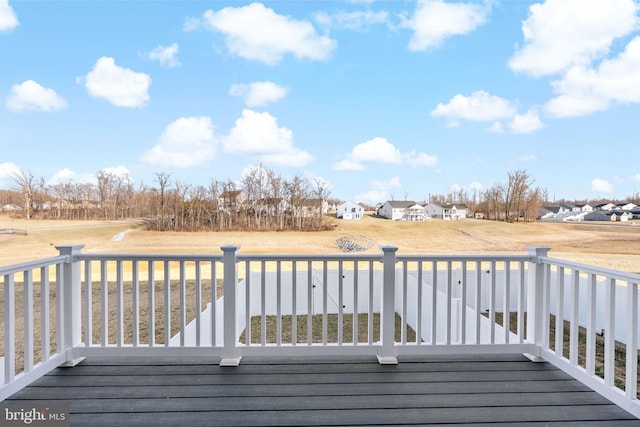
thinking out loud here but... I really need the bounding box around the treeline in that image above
[6,165,331,232]
[425,169,542,222]
[427,169,639,222]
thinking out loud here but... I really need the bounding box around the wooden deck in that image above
[6,354,640,426]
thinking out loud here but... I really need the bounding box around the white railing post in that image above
[378,246,398,365]
[56,244,85,366]
[525,246,550,361]
[220,245,241,366]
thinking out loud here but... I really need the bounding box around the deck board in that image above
[6,354,640,426]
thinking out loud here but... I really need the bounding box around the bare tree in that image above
[242,164,269,230]
[504,169,533,222]
[523,187,542,222]
[482,184,504,221]
[96,170,127,220]
[12,169,36,219]
[267,169,284,229]
[285,175,310,230]
[312,178,331,229]
[154,172,172,230]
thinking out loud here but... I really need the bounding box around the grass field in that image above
[2,214,640,272]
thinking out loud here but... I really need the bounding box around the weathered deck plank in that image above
[7,354,640,426]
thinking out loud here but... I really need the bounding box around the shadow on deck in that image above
[5,354,640,426]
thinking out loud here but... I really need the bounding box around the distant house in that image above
[539,207,555,220]
[544,205,571,215]
[405,203,426,221]
[1,204,22,212]
[561,203,580,212]
[254,197,288,216]
[594,203,616,211]
[616,203,637,211]
[378,201,424,221]
[584,211,613,222]
[613,212,633,222]
[336,201,364,220]
[218,190,247,211]
[424,203,468,220]
[575,204,593,212]
[290,198,328,218]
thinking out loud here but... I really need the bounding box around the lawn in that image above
[2,214,640,272]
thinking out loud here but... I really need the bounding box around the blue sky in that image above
[1,0,640,204]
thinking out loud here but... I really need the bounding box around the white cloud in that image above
[333,159,365,171]
[634,173,640,181]
[79,57,151,108]
[508,110,544,134]
[356,176,402,203]
[432,91,544,134]
[48,168,76,185]
[591,178,614,194]
[224,109,292,154]
[48,168,95,186]
[487,122,504,133]
[404,151,438,168]
[509,0,639,77]
[404,0,489,52]
[546,36,640,117]
[516,154,537,162]
[260,149,315,168]
[333,137,437,170]
[201,3,336,65]
[351,137,402,163]
[6,80,67,112]
[223,109,313,167]
[0,162,20,183]
[182,16,201,32]
[431,90,517,125]
[101,166,132,179]
[469,182,483,191]
[0,0,19,32]
[141,117,217,167]
[229,81,288,107]
[314,10,389,30]
[148,43,180,67]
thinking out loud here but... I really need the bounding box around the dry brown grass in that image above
[239,313,415,344]
[2,215,640,272]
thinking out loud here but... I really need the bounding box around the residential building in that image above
[378,201,425,221]
[336,201,364,220]
[424,203,468,220]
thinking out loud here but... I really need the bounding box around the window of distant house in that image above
[352,208,356,212]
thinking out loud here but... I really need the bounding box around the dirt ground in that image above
[2,214,640,272]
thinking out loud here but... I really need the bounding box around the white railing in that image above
[1,244,639,418]
[536,253,640,417]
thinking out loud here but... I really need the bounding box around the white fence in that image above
[1,245,639,417]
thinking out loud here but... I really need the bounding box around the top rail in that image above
[0,255,68,276]
[397,253,533,263]
[541,256,640,283]
[77,253,223,262]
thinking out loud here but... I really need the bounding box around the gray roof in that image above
[385,200,417,208]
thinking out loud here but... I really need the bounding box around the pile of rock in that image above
[333,235,376,252]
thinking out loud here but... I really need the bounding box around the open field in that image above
[2,215,640,272]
